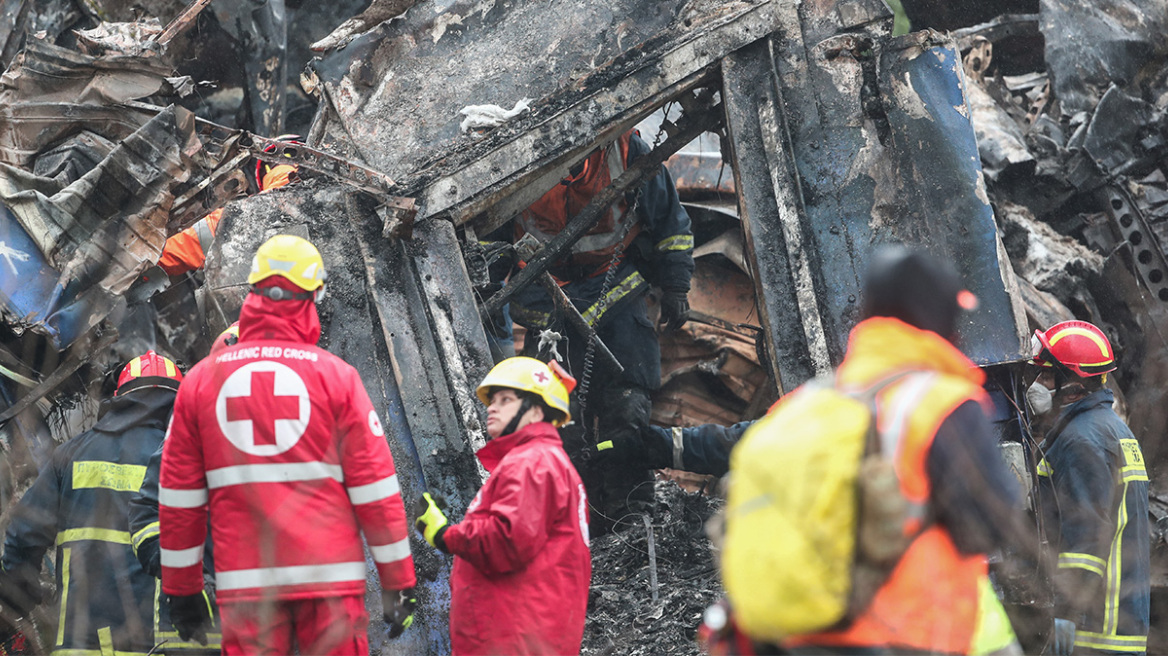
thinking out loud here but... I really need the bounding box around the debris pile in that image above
[584,482,722,656]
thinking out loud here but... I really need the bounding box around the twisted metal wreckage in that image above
[2,0,1168,651]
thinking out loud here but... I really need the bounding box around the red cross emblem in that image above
[533,370,549,384]
[216,362,310,456]
[225,371,300,446]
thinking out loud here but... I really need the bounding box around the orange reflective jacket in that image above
[515,131,641,272]
[158,208,223,276]
[787,317,990,654]
[261,164,297,192]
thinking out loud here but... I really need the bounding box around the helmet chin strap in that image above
[500,396,534,437]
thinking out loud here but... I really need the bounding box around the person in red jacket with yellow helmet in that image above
[414,356,591,655]
[160,235,417,655]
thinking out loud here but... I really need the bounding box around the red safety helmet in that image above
[116,350,183,395]
[1031,320,1116,378]
[254,134,302,190]
[209,322,240,356]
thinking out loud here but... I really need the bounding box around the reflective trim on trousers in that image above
[1058,552,1106,578]
[1075,631,1147,652]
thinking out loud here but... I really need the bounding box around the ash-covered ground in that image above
[583,481,723,656]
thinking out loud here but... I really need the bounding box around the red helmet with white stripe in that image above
[1031,320,1116,378]
[116,350,183,395]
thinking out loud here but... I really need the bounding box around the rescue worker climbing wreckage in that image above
[497,128,695,531]
[705,246,1041,655]
[158,235,418,654]
[414,356,591,655]
[1030,320,1150,655]
[157,136,302,277]
[126,324,243,655]
[0,352,184,656]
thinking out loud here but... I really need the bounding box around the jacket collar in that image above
[1044,388,1114,444]
[93,387,176,435]
[836,317,985,387]
[476,421,561,473]
[238,279,321,345]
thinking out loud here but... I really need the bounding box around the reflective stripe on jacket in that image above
[160,282,416,603]
[1036,388,1150,653]
[1,388,176,655]
[158,209,223,276]
[785,317,990,654]
[442,422,591,656]
[128,444,222,654]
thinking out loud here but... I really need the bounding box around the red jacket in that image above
[159,280,416,603]
[444,422,591,655]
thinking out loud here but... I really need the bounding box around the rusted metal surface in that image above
[665,152,736,197]
[152,0,213,46]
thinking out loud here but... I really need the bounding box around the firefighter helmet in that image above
[255,134,302,190]
[1031,320,1116,378]
[248,235,326,292]
[116,350,183,395]
[476,357,575,427]
[209,322,240,355]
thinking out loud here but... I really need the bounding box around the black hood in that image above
[861,245,965,342]
[93,386,176,435]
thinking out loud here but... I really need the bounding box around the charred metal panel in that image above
[204,183,486,653]
[872,32,1028,363]
[728,23,1026,386]
[313,0,782,222]
[722,36,826,393]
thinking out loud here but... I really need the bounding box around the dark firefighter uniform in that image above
[509,130,694,392]
[128,444,221,654]
[508,129,693,527]
[1036,388,1150,654]
[1,361,179,656]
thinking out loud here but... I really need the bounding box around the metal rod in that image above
[644,514,659,603]
[539,274,624,375]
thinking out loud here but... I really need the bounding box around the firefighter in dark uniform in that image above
[507,129,694,530]
[126,327,240,654]
[0,351,183,656]
[1030,320,1150,655]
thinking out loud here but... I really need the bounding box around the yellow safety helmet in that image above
[248,235,326,292]
[476,357,575,427]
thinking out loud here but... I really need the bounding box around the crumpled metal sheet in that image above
[0,37,228,348]
[0,38,179,168]
[1040,0,1168,115]
[965,74,1035,180]
[74,19,164,56]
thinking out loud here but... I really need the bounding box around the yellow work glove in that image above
[413,492,450,552]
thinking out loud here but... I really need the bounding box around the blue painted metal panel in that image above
[0,203,93,349]
[787,32,1026,369]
